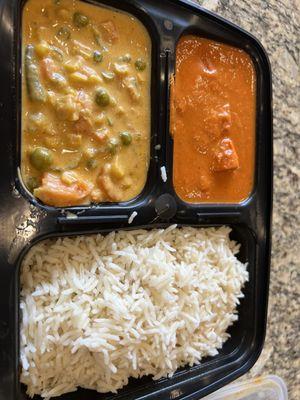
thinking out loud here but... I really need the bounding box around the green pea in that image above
[93,50,103,63]
[30,147,53,171]
[57,26,71,40]
[26,176,40,192]
[95,88,110,107]
[119,53,131,63]
[107,138,118,155]
[119,131,132,146]
[135,58,146,71]
[73,12,89,28]
[86,158,98,170]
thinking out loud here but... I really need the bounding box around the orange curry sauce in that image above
[171,36,256,203]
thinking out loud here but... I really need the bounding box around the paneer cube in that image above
[212,138,239,172]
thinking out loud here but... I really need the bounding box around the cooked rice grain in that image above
[20,225,248,399]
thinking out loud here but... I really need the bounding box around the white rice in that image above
[128,211,138,224]
[65,212,78,220]
[20,225,248,399]
[160,166,167,182]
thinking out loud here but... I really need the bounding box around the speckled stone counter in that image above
[191,0,300,398]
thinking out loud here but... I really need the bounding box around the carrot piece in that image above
[34,173,92,207]
[40,58,59,80]
[100,21,118,43]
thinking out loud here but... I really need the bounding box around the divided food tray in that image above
[0,0,272,399]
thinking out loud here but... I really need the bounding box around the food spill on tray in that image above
[20,226,248,398]
[171,36,256,203]
[21,0,151,206]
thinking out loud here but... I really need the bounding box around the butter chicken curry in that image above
[171,36,256,203]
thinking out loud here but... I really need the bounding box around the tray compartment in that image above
[17,223,259,400]
[16,0,164,212]
[162,14,272,213]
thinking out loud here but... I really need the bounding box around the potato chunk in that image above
[53,94,79,121]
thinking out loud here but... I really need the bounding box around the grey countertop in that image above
[191,0,300,398]
[16,1,299,398]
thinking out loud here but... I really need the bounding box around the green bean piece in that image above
[93,50,103,63]
[30,147,53,171]
[95,88,110,107]
[86,158,98,170]
[57,26,71,41]
[93,33,102,47]
[107,138,118,155]
[107,117,113,126]
[25,45,46,102]
[73,12,89,28]
[26,176,40,192]
[135,58,146,71]
[119,131,132,145]
[101,71,115,81]
[91,25,103,47]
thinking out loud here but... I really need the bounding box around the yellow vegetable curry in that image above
[21,0,151,207]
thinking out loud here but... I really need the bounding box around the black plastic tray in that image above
[0,0,272,399]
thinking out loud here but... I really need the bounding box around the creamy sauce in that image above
[171,36,256,203]
[22,0,151,206]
